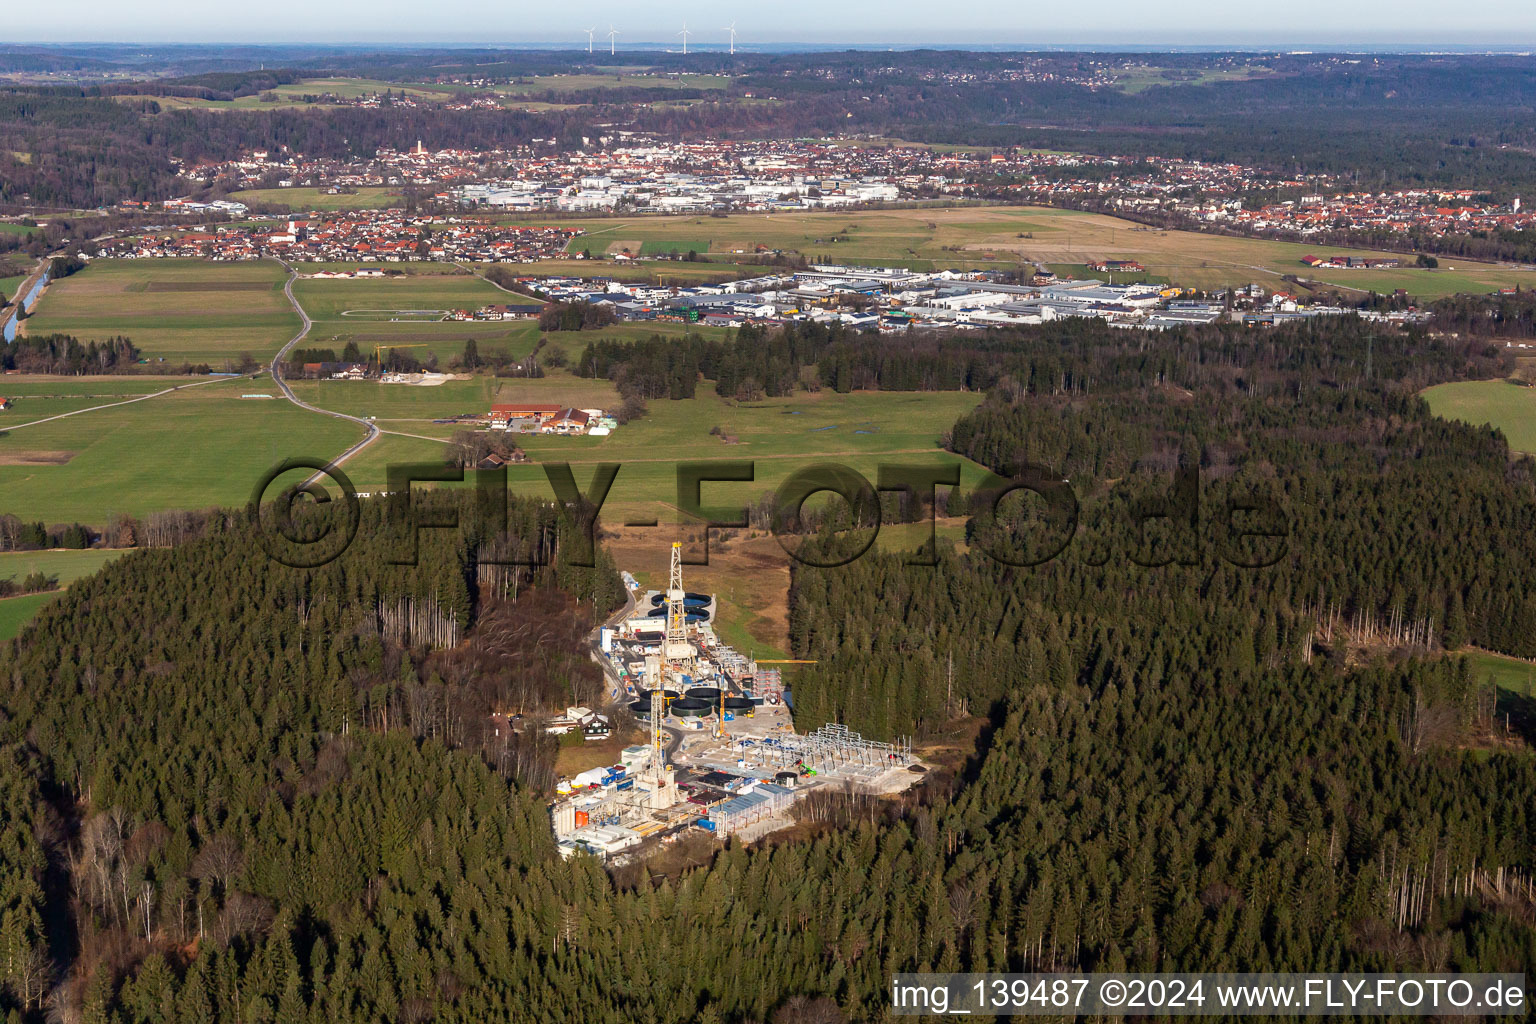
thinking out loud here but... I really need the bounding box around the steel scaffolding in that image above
[757,723,914,781]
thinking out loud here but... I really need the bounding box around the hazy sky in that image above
[10,0,1536,45]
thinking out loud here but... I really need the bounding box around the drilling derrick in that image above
[645,654,665,773]
[640,542,693,809]
[663,541,693,662]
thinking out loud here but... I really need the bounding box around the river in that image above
[2,269,49,343]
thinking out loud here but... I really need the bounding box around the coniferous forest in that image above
[1,314,1534,1022]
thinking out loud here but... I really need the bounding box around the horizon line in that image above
[7,40,1536,50]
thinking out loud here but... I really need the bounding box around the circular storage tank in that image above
[644,606,710,624]
[628,700,664,718]
[648,591,712,608]
[723,696,754,712]
[686,686,723,702]
[668,698,712,718]
[637,689,680,702]
[774,771,799,787]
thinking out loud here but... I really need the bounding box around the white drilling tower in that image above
[663,541,694,662]
[640,541,694,808]
[643,651,669,807]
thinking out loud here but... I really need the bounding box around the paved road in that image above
[269,259,380,474]
[590,586,637,701]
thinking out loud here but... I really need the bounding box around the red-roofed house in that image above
[490,403,562,429]
[542,408,591,434]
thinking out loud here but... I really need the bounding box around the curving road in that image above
[269,259,380,473]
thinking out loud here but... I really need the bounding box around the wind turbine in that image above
[606,24,618,55]
[584,27,596,53]
[678,21,691,55]
[724,22,737,55]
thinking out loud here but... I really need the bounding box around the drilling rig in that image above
[640,542,695,808]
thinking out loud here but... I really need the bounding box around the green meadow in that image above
[23,259,300,365]
[231,187,403,211]
[322,379,990,525]
[291,274,514,320]
[492,72,732,96]
[1461,648,1536,698]
[0,378,363,523]
[1421,379,1536,454]
[507,206,1536,297]
[291,273,543,364]
[0,548,126,586]
[0,592,56,642]
[0,377,202,423]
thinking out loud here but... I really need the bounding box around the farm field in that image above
[110,78,464,112]
[0,376,194,395]
[481,257,743,284]
[287,268,730,366]
[232,187,403,211]
[1458,648,1536,741]
[22,259,300,365]
[0,376,226,422]
[1461,649,1536,698]
[492,72,732,95]
[0,548,126,587]
[506,206,1536,297]
[1421,379,1536,454]
[638,239,712,256]
[116,74,734,117]
[0,378,364,524]
[1109,63,1281,93]
[304,319,543,366]
[291,273,547,364]
[297,373,625,433]
[295,261,472,276]
[286,377,506,423]
[292,274,518,320]
[0,592,55,642]
[329,381,990,526]
[262,78,457,100]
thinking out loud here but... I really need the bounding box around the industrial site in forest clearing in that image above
[548,542,925,860]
